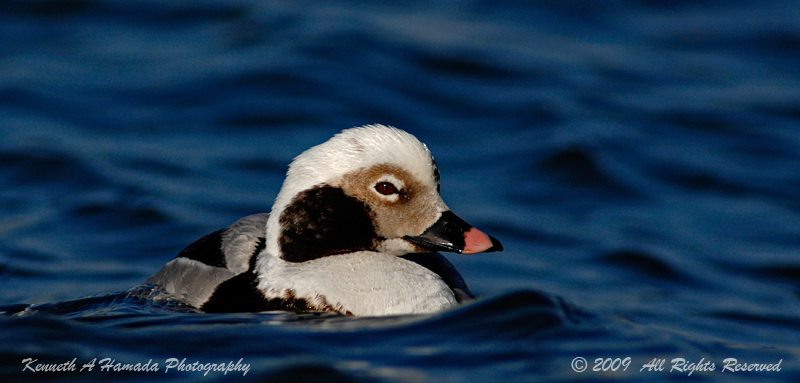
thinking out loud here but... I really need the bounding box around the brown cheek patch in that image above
[336,164,440,238]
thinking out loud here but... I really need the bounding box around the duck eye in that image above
[375,182,398,196]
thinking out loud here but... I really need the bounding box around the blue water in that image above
[2,0,800,382]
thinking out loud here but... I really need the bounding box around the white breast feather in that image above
[257,252,458,316]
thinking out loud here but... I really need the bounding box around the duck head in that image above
[265,124,502,263]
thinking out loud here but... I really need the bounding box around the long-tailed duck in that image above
[146,124,502,316]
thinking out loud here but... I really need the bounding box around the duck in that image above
[146,124,502,316]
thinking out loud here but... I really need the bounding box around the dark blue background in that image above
[1,1,799,382]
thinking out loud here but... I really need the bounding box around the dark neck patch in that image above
[279,185,378,263]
